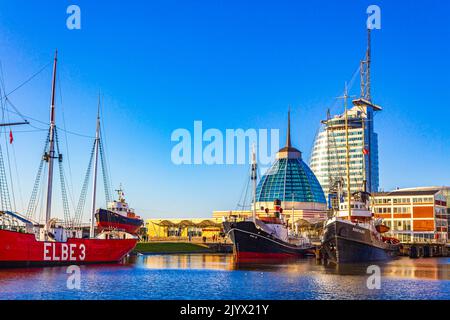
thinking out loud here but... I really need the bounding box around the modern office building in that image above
[390,186,450,241]
[372,188,448,244]
[309,102,380,201]
[213,112,328,224]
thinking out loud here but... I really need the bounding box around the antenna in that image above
[360,28,372,101]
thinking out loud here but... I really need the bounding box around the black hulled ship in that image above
[320,191,400,264]
[223,200,315,261]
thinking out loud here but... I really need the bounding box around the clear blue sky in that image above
[0,0,448,220]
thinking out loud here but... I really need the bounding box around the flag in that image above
[9,130,13,144]
[362,148,369,155]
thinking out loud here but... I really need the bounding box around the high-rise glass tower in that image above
[309,29,381,204]
[309,103,380,201]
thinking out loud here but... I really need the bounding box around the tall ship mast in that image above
[0,51,138,267]
[44,51,58,232]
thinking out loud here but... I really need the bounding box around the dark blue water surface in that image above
[1,254,450,300]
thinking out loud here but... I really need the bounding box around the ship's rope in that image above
[98,111,116,229]
[73,140,96,228]
[55,128,73,228]
[57,73,77,215]
[99,138,112,204]
[26,131,50,220]
[0,144,11,214]
[72,108,114,230]
[234,164,252,213]
[1,61,52,100]
[0,134,11,212]
[0,74,12,215]
[0,71,17,213]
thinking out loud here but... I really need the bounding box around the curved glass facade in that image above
[256,158,326,204]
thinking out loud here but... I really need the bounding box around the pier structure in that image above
[401,243,449,258]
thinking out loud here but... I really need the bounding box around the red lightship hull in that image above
[0,229,137,268]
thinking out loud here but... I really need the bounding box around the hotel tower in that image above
[309,29,381,205]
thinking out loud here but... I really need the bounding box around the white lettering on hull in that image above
[43,243,86,261]
[352,227,366,235]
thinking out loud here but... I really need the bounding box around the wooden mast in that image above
[44,50,58,229]
[251,144,257,224]
[343,83,352,220]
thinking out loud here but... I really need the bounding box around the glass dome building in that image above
[256,158,326,204]
[213,111,328,223]
[255,111,327,212]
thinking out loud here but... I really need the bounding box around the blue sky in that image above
[0,0,448,219]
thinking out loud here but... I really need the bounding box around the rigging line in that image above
[0,87,12,212]
[235,165,252,211]
[57,72,76,211]
[74,141,95,227]
[4,98,48,126]
[0,62,8,102]
[2,101,17,212]
[308,126,320,165]
[0,60,52,100]
[4,98,95,138]
[99,139,112,204]
[328,64,361,116]
[6,129,47,133]
[0,70,27,221]
[347,64,361,96]
[0,142,12,211]
[26,131,50,220]
[55,128,72,226]
[56,126,95,139]
[38,164,48,224]
[99,103,113,195]
[3,118,17,212]
[10,143,24,213]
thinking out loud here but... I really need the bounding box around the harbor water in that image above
[1,254,449,300]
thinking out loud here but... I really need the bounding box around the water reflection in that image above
[134,253,450,282]
[0,254,449,299]
[137,253,235,271]
[383,258,450,280]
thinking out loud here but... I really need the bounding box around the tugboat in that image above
[223,145,315,261]
[96,188,144,235]
[321,191,400,264]
[0,51,137,267]
[320,79,400,264]
[223,200,315,261]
